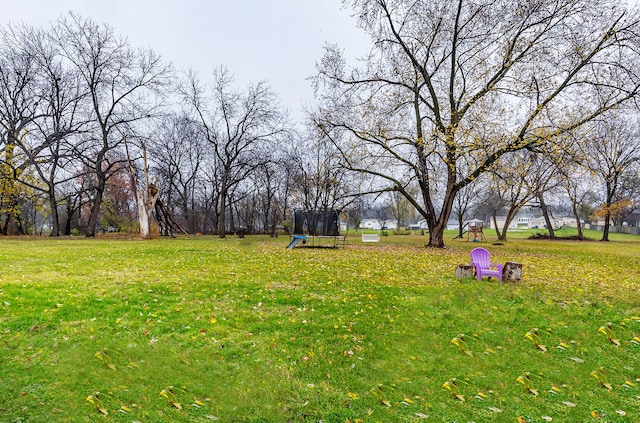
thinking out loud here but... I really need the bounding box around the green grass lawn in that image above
[0,230,639,422]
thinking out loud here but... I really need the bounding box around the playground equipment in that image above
[285,210,346,248]
[467,220,487,242]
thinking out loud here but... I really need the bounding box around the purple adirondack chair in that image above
[471,247,503,284]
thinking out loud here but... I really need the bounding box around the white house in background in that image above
[528,216,573,229]
[359,219,381,231]
[489,213,577,230]
[359,218,398,231]
[489,213,536,230]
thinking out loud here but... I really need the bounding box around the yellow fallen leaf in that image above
[171,401,182,410]
[591,410,601,418]
[454,394,465,402]
[381,399,392,407]
[98,407,109,416]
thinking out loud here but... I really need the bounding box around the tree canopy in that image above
[314,0,640,247]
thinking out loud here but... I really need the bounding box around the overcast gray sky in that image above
[1,0,370,121]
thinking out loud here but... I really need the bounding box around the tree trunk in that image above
[503,262,523,282]
[218,187,227,238]
[571,201,584,239]
[425,180,456,248]
[538,193,555,239]
[49,190,60,237]
[427,219,446,248]
[492,213,503,240]
[455,264,474,279]
[498,206,520,242]
[601,211,611,241]
[86,188,104,237]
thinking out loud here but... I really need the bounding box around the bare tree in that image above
[7,24,88,236]
[149,114,205,234]
[0,25,45,234]
[288,132,355,213]
[314,0,640,247]
[577,114,640,241]
[51,13,172,236]
[180,67,287,238]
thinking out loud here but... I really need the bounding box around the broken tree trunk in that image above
[455,264,475,279]
[503,262,523,283]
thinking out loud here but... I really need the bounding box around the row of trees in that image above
[1,1,640,246]
[0,13,354,238]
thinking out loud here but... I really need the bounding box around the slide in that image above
[286,235,306,249]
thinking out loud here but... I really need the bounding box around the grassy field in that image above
[0,229,639,422]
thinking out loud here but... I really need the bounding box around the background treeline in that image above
[0,13,353,238]
[1,6,639,242]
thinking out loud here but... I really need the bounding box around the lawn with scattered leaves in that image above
[0,230,639,422]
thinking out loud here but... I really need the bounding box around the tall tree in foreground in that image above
[314,0,640,247]
[181,67,287,238]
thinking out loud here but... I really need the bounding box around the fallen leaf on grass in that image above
[600,382,613,390]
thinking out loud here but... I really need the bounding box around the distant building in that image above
[359,218,398,231]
